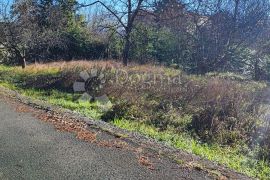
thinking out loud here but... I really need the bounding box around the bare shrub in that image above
[190,78,266,144]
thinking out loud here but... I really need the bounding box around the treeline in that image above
[0,0,107,65]
[1,0,270,79]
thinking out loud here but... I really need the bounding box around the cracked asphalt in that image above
[0,96,214,180]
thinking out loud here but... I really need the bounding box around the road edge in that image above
[0,86,252,180]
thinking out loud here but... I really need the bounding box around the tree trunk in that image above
[12,47,26,69]
[254,58,259,80]
[20,57,26,69]
[122,36,131,66]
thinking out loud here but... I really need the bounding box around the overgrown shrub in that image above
[92,64,267,146]
[190,78,266,144]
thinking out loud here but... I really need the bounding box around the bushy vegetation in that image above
[1,0,270,80]
[0,61,269,179]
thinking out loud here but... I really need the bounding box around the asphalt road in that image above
[0,97,213,180]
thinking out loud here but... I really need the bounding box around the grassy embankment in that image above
[0,61,269,179]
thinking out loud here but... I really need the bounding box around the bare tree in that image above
[0,0,67,68]
[78,0,153,66]
[0,0,26,68]
[182,0,270,73]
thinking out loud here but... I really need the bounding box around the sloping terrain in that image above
[0,87,250,180]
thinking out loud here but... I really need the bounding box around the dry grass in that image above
[11,60,267,146]
[21,60,173,75]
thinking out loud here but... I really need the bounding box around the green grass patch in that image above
[0,82,102,120]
